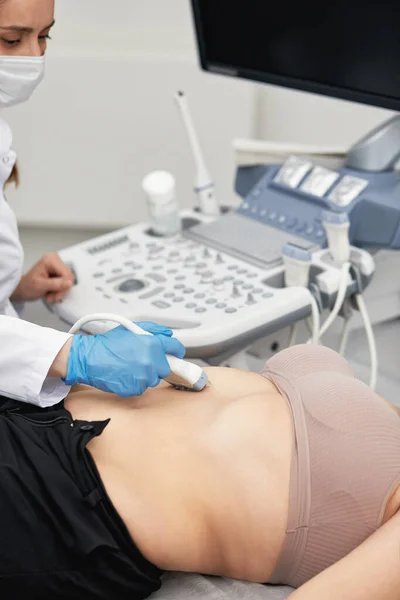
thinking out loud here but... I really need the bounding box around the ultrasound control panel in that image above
[47,212,319,357]
[47,206,373,358]
[235,156,400,250]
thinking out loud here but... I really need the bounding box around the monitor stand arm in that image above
[345,115,400,172]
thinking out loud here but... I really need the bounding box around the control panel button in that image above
[174,284,185,289]
[225,307,237,314]
[195,307,206,313]
[164,292,174,298]
[93,272,104,278]
[246,293,256,305]
[194,293,206,299]
[262,292,274,298]
[152,300,170,309]
[183,288,194,294]
[300,166,339,197]
[149,245,163,254]
[206,298,217,304]
[173,297,184,303]
[118,279,145,293]
[146,273,166,283]
[216,303,227,309]
[243,284,253,290]
[274,156,313,189]
[329,175,368,206]
[213,279,225,291]
[186,303,196,309]
[139,286,164,300]
[295,222,306,234]
[285,217,298,229]
[232,284,241,298]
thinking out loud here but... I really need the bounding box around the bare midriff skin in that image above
[64,368,400,584]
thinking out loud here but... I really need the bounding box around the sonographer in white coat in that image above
[0,0,186,406]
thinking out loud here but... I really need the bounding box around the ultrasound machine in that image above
[48,1,400,378]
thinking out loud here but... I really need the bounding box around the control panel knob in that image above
[216,253,224,264]
[118,279,145,293]
[246,292,256,305]
[232,284,241,298]
[213,279,225,291]
[203,248,211,259]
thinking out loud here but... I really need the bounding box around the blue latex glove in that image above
[65,321,186,397]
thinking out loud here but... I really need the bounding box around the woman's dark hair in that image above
[7,164,20,186]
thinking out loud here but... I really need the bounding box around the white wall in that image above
[5,0,257,228]
[257,86,395,147]
[51,0,198,59]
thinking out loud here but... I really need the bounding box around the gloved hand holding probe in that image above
[65,321,186,397]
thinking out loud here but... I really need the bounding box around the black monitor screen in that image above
[191,1,400,111]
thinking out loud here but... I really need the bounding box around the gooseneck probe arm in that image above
[174,90,219,216]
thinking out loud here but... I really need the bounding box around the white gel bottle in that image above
[142,170,181,237]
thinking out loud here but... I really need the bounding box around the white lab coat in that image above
[0,119,72,406]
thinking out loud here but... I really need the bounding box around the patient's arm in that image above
[288,510,400,600]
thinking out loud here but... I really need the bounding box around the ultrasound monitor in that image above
[190,1,400,112]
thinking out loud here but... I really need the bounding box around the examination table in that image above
[153,573,293,599]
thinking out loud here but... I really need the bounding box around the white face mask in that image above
[0,55,45,109]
